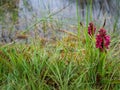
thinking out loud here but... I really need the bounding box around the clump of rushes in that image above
[88,22,96,36]
[96,28,110,52]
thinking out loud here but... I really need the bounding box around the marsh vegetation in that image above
[0,0,120,90]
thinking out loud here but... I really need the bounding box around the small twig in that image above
[102,18,106,28]
[1,40,16,48]
[80,22,84,27]
[58,29,78,38]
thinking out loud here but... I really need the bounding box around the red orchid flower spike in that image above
[88,22,96,36]
[96,28,110,52]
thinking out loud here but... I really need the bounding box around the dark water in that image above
[0,0,120,43]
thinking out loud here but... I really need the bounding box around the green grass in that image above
[0,26,120,90]
[0,0,120,90]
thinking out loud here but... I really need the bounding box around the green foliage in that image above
[0,29,120,90]
[0,0,120,90]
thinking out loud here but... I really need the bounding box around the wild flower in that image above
[96,28,110,52]
[88,22,96,36]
